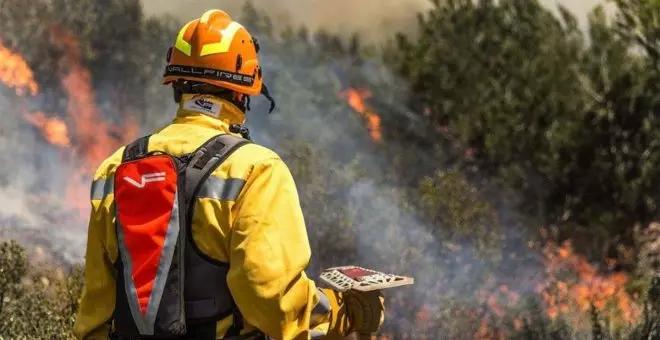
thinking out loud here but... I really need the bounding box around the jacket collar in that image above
[172,94,246,131]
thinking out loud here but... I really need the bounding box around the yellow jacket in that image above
[74,94,333,340]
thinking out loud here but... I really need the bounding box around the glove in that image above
[320,288,385,337]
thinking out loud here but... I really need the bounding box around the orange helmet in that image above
[163,9,273,110]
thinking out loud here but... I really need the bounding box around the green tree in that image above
[547,0,660,243]
[388,0,660,258]
[389,0,590,219]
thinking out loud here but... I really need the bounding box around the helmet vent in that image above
[236,54,243,71]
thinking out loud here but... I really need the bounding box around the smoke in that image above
[141,0,431,42]
[233,27,554,334]
[0,88,86,263]
[141,0,612,42]
[540,0,607,17]
[540,0,616,30]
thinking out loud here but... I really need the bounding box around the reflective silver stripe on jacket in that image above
[90,175,114,200]
[197,176,246,201]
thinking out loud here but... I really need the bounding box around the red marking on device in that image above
[340,267,375,281]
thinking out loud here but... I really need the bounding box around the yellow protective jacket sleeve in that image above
[73,95,334,340]
[228,156,323,340]
[73,152,122,340]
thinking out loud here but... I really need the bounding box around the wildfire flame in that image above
[538,239,640,327]
[50,28,139,213]
[53,28,138,170]
[0,29,138,218]
[0,40,38,96]
[0,37,73,150]
[339,88,382,142]
[469,239,641,338]
[23,111,71,147]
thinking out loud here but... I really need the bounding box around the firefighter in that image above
[73,9,385,340]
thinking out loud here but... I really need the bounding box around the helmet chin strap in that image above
[261,84,276,113]
[230,84,274,141]
[242,84,276,114]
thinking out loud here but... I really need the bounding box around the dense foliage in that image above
[2,0,660,338]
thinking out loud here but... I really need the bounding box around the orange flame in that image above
[339,88,382,142]
[54,29,137,168]
[474,319,507,340]
[0,31,138,219]
[51,28,138,214]
[0,40,38,96]
[0,40,66,147]
[23,111,71,147]
[537,240,640,327]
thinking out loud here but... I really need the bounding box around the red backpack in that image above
[110,133,259,339]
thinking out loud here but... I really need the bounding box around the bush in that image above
[0,241,82,340]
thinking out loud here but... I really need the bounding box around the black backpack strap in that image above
[224,310,244,337]
[182,134,251,337]
[183,134,250,337]
[122,135,151,161]
[184,134,251,201]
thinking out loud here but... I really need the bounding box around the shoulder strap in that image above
[121,134,151,161]
[184,134,251,202]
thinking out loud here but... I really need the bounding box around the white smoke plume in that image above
[141,0,612,41]
[141,0,432,42]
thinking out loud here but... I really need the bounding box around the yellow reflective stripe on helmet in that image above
[200,9,220,24]
[175,21,193,56]
[199,21,243,56]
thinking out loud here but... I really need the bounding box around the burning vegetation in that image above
[0,31,138,218]
[339,88,382,142]
[0,40,39,96]
[538,240,640,327]
[22,112,71,147]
